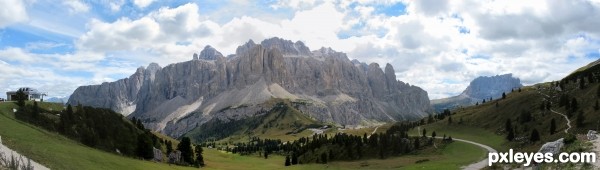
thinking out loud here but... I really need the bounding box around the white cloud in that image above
[63,0,90,14]
[0,0,28,28]
[133,0,155,9]
[109,0,125,12]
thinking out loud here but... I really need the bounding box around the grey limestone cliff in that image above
[69,37,433,137]
[430,74,523,112]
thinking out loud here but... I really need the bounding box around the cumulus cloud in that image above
[133,0,155,9]
[0,0,28,28]
[63,0,90,14]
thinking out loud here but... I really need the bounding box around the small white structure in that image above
[6,87,46,101]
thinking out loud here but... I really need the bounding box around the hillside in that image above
[0,102,196,170]
[417,59,600,155]
[183,99,325,143]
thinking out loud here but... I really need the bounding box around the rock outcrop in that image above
[69,37,433,137]
[430,74,522,112]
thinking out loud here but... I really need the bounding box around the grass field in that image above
[0,102,196,170]
[409,123,509,151]
[200,139,485,170]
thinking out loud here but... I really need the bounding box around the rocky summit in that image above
[68,37,433,137]
[430,74,522,112]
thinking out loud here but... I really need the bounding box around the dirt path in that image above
[371,125,380,135]
[453,138,497,170]
[427,136,497,170]
[537,91,572,134]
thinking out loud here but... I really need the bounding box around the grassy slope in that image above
[415,80,600,153]
[187,99,325,144]
[0,102,195,170]
[200,139,484,170]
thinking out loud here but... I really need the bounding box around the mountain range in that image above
[430,74,522,112]
[68,37,433,137]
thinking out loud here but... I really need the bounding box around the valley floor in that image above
[200,139,485,170]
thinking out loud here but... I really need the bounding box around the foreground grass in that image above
[200,139,485,170]
[410,123,508,152]
[0,102,195,170]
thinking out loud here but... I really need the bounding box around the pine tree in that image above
[550,118,556,135]
[506,129,515,141]
[166,141,173,154]
[414,137,420,149]
[530,129,540,142]
[431,131,436,139]
[597,85,600,97]
[579,77,585,89]
[571,98,579,113]
[502,92,506,99]
[177,137,194,164]
[576,111,584,128]
[136,133,154,160]
[15,89,26,107]
[285,155,291,166]
[195,145,205,167]
[505,119,512,132]
[422,129,427,138]
[320,153,327,164]
[291,152,298,165]
[32,101,39,119]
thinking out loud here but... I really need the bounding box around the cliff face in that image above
[69,37,433,137]
[430,74,523,112]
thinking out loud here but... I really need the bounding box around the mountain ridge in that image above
[68,37,433,137]
[431,74,522,112]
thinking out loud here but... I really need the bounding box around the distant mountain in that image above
[431,74,522,112]
[45,96,69,104]
[69,37,433,137]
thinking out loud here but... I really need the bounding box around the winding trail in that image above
[414,127,497,170]
[370,125,380,135]
[454,138,497,170]
[537,91,572,134]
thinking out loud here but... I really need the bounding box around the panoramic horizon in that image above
[2,1,600,170]
[1,0,599,100]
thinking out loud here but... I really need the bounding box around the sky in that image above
[1,0,600,100]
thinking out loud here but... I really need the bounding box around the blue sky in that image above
[1,0,600,99]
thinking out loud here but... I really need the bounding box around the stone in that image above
[538,138,564,154]
[153,147,163,162]
[588,130,598,140]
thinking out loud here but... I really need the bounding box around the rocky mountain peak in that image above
[198,45,224,60]
[235,39,257,55]
[463,74,522,99]
[260,37,311,56]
